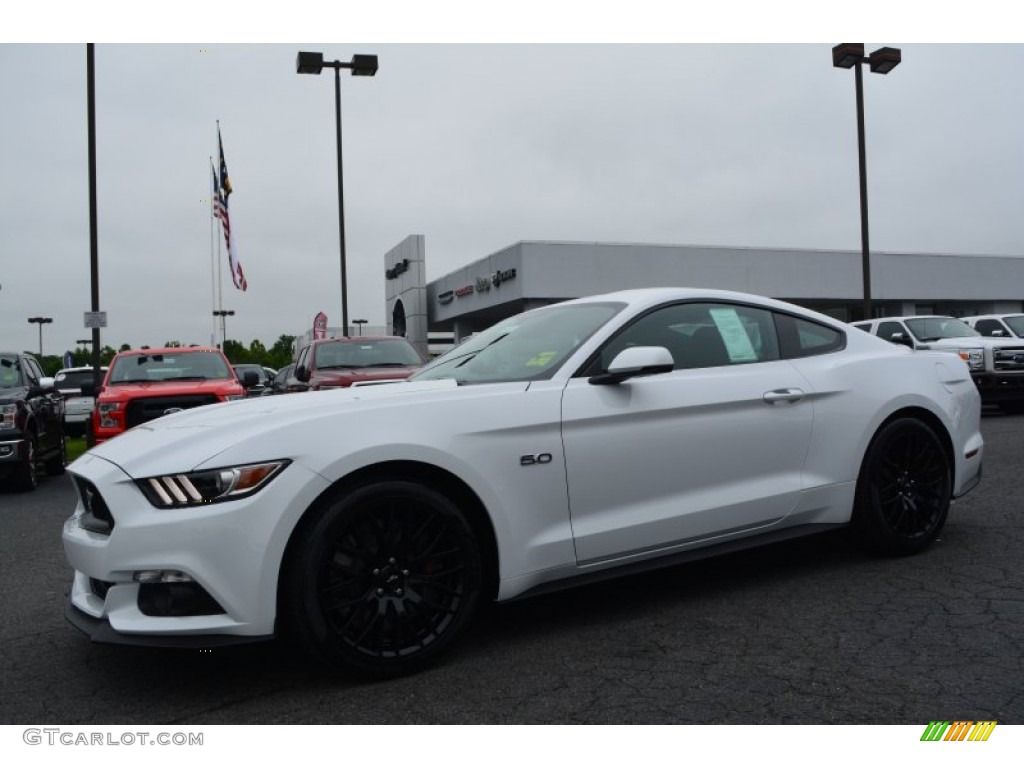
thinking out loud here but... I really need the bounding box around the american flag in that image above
[216,126,247,291]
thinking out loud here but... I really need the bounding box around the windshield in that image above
[411,302,624,384]
[108,351,232,383]
[1002,316,1024,337]
[0,356,22,388]
[313,338,424,369]
[904,317,980,342]
[55,370,104,389]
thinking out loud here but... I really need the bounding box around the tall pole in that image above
[87,44,102,381]
[334,66,349,337]
[854,62,872,321]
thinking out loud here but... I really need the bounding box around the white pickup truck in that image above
[852,315,1024,413]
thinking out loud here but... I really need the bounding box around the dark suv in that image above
[294,336,424,391]
[0,352,66,491]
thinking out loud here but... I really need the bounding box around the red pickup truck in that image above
[84,347,251,444]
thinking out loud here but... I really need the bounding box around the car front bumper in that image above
[62,452,330,644]
[0,436,27,470]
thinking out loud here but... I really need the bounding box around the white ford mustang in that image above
[62,288,984,677]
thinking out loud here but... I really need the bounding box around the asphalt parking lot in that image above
[1,411,1022,725]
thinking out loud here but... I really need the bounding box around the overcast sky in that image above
[3,6,1022,357]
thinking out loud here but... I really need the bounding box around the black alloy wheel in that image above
[13,432,39,491]
[283,480,483,678]
[853,417,952,556]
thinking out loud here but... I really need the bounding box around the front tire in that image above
[282,480,483,678]
[12,432,39,492]
[852,417,951,556]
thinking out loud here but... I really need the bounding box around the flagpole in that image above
[215,123,225,350]
[210,156,217,348]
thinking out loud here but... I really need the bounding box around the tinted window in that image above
[314,338,423,369]
[974,319,1009,337]
[0,356,23,387]
[777,315,846,358]
[55,370,104,389]
[593,302,781,372]
[109,351,232,383]
[904,317,978,341]
[876,321,907,343]
[1002,316,1024,337]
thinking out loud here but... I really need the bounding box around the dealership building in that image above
[381,234,1024,358]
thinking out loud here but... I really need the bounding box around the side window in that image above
[594,302,780,372]
[776,314,846,359]
[876,321,907,344]
[24,358,43,385]
[975,319,1005,337]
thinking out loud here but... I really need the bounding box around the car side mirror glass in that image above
[242,370,259,387]
[294,365,310,383]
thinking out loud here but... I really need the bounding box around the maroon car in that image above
[293,336,424,391]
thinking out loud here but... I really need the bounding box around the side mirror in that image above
[37,376,56,392]
[991,329,1006,337]
[242,370,259,387]
[589,346,675,386]
[294,364,310,383]
[80,381,96,397]
[888,332,913,348]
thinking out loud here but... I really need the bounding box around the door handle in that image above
[763,388,805,404]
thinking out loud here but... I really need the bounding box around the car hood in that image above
[312,366,420,385]
[72,378,519,478]
[0,385,28,402]
[920,337,1023,350]
[98,379,243,399]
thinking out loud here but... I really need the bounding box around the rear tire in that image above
[852,418,951,556]
[282,480,483,678]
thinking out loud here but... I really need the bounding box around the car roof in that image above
[113,346,223,357]
[56,365,108,373]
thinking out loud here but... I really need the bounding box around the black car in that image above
[0,352,66,491]
[232,364,275,397]
[261,364,307,395]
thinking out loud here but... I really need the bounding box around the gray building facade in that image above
[384,236,1024,350]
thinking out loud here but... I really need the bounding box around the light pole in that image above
[27,316,53,356]
[296,50,378,338]
[212,309,235,349]
[832,43,901,321]
[352,318,368,335]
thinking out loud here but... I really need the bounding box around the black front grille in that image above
[73,476,115,534]
[993,347,1024,371]
[125,395,219,429]
[90,578,114,600]
[138,583,226,617]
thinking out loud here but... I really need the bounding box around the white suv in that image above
[53,366,107,437]
[851,316,1024,412]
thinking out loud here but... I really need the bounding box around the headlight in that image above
[1,404,15,430]
[958,349,985,371]
[98,401,123,428]
[136,460,290,508]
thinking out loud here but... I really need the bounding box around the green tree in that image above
[268,335,296,369]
